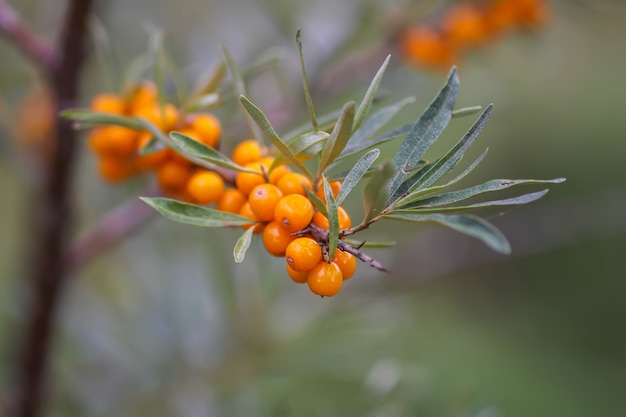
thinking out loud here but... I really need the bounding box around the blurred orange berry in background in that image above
[400,26,458,71]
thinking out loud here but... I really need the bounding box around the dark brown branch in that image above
[12,1,93,417]
[0,0,58,69]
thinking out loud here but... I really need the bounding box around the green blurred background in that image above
[1,0,625,416]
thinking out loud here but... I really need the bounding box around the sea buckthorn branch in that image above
[0,0,58,69]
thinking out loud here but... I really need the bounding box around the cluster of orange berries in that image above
[86,85,357,296]
[399,0,549,70]
[87,81,222,201]
[224,140,357,297]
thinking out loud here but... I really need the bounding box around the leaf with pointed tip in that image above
[184,93,221,112]
[169,131,257,173]
[389,68,459,196]
[452,105,482,118]
[296,29,318,131]
[384,212,511,254]
[398,178,565,210]
[140,197,254,227]
[233,227,256,263]
[323,177,339,261]
[354,55,391,131]
[239,95,312,178]
[318,101,355,173]
[60,109,144,130]
[396,190,550,214]
[408,104,493,194]
[138,136,161,155]
[283,109,342,142]
[335,149,380,206]
[190,59,226,98]
[363,162,395,223]
[333,97,415,165]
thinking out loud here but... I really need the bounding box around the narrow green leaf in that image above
[233,227,256,263]
[409,104,493,193]
[396,190,550,213]
[335,149,380,206]
[303,186,328,218]
[452,105,482,118]
[334,97,415,163]
[148,30,166,110]
[283,109,342,141]
[169,131,257,173]
[318,101,355,173]
[240,95,312,178]
[184,93,221,113]
[389,68,459,196]
[398,178,565,209]
[323,177,339,261]
[272,131,329,168]
[363,162,395,223]
[140,197,254,227]
[387,160,434,205]
[138,136,160,155]
[60,109,143,130]
[353,55,391,131]
[384,212,511,254]
[342,238,397,249]
[190,58,226,97]
[296,29,318,131]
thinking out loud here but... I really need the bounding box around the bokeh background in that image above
[1,0,625,416]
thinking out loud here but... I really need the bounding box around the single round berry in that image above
[186,170,225,205]
[285,237,322,272]
[274,194,314,233]
[248,183,283,221]
[268,163,292,185]
[262,221,296,257]
[239,201,264,234]
[88,125,138,158]
[90,93,126,114]
[190,113,221,148]
[276,172,312,196]
[232,139,263,166]
[157,160,193,194]
[312,206,352,230]
[332,250,357,280]
[217,188,246,214]
[286,264,308,284]
[134,103,179,131]
[98,157,135,183]
[235,162,266,196]
[307,262,343,297]
[128,81,158,114]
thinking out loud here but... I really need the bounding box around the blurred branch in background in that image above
[0,0,57,69]
[0,1,93,417]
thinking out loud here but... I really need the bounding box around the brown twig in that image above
[5,1,93,417]
[0,0,58,69]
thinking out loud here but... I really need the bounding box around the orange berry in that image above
[88,125,138,158]
[128,81,157,114]
[157,160,193,194]
[441,5,490,47]
[316,180,342,203]
[90,93,126,114]
[97,157,136,183]
[217,188,247,214]
[239,201,264,234]
[235,162,266,196]
[285,237,322,272]
[262,221,296,257]
[286,264,308,284]
[186,170,225,205]
[274,194,314,233]
[134,131,170,171]
[312,206,352,230]
[400,26,458,70]
[268,163,292,184]
[248,183,283,221]
[232,139,263,166]
[276,172,313,196]
[307,262,343,297]
[332,250,356,280]
[134,103,179,131]
[190,113,221,148]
